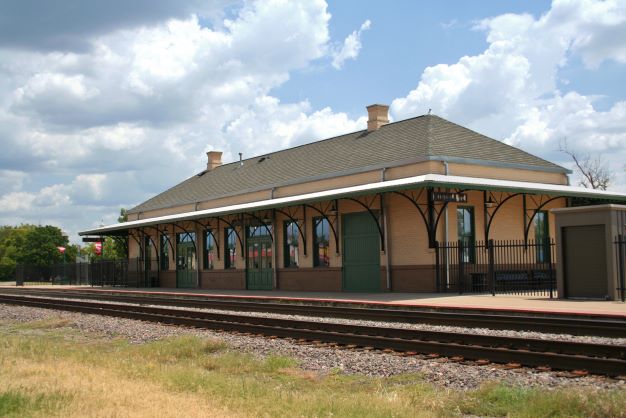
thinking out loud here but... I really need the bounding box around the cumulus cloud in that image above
[331,19,371,69]
[0,0,366,240]
[391,0,626,190]
[1,0,625,243]
[0,0,226,52]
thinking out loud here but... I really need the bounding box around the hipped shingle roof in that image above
[128,114,566,214]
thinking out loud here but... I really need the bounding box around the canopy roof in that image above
[80,174,626,236]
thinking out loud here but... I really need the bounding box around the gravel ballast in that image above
[1,303,624,391]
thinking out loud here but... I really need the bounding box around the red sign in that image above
[94,242,102,256]
[57,246,66,253]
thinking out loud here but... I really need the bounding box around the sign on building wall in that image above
[432,191,468,203]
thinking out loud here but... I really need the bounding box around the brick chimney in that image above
[366,104,389,132]
[206,151,222,171]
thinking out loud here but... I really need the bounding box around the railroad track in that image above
[1,288,625,338]
[0,293,625,377]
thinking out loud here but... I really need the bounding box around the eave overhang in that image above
[79,174,626,236]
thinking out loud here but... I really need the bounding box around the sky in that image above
[0,0,625,243]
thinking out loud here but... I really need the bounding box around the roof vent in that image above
[366,104,389,132]
[206,151,222,171]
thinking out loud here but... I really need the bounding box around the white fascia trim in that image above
[79,174,626,235]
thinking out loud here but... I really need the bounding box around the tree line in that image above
[0,209,128,281]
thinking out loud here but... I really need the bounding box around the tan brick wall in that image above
[128,160,568,221]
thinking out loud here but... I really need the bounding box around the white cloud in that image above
[331,19,371,69]
[392,0,626,190]
[0,0,365,241]
[0,170,27,195]
[0,191,35,212]
[1,0,626,243]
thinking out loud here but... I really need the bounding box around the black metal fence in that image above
[435,239,556,297]
[615,235,626,302]
[16,263,90,286]
[15,258,159,287]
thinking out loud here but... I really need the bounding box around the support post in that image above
[522,194,528,247]
[435,241,440,293]
[618,234,625,303]
[488,239,495,296]
[195,222,201,290]
[458,240,464,294]
[427,188,436,248]
[548,237,555,299]
[483,191,489,242]
[272,209,278,290]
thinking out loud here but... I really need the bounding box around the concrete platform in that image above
[4,285,624,318]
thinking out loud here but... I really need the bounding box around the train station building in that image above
[79,105,626,296]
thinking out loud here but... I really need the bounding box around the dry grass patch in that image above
[1,317,625,418]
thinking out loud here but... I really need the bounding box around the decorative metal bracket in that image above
[483,191,522,242]
[211,216,244,255]
[243,211,274,241]
[109,235,129,257]
[393,187,458,248]
[303,200,340,255]
[342,194,386,252]
[172,223,197,252]
[128,231,143,259]
[138,227,160,265]
[192,219,220,260]
[154,225,175,256]
[523,194,563,244]
[274,206,307,256]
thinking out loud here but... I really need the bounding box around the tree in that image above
[118,208,128,223]
[81,236,126,261]
[0,224,77,280]
[81,208,128,261]
[559,139,612,190]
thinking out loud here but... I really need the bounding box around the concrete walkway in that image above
[5,285,622,318]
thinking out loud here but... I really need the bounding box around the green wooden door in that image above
[246,235,273,290]
[342,212,380,292]
[176,241,197,288]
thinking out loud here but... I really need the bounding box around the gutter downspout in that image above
[443,161,450,291]
[382,168,391,291]
[270,188,278,289]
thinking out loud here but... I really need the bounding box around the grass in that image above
[0,318,624,417]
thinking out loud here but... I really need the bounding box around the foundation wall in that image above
[277,268,342,292]
[200,270,245,290]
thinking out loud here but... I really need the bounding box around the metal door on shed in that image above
[562,225,608,299]
[342,211,380,292]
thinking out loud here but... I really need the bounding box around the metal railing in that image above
[435,239,556,297]
[15,259,147,287]
[615,235,626,302]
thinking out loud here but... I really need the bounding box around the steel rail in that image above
[1,288,625,338]
[0,294,624,376]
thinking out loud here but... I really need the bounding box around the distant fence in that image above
[435,239,556,298]
[616,235,626,302]
[15,258,158,287]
